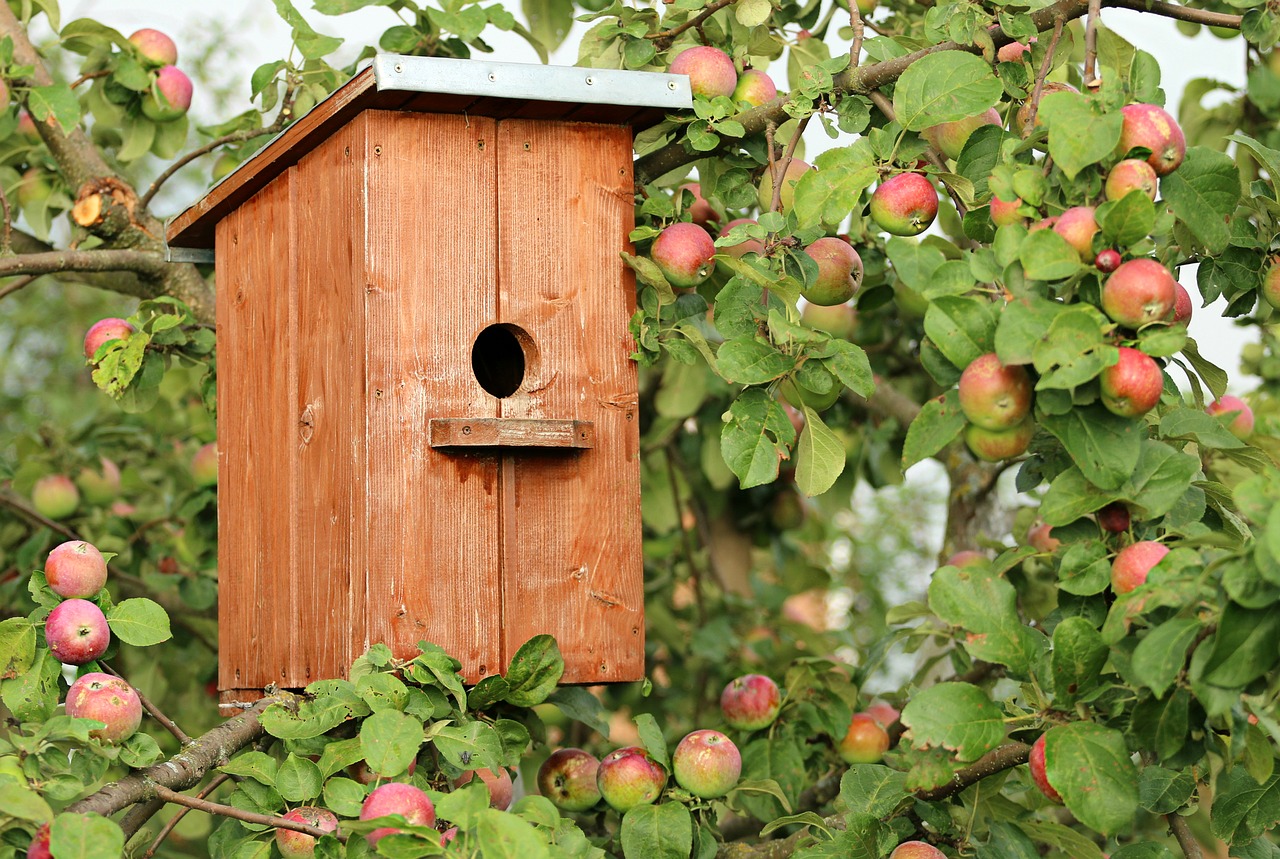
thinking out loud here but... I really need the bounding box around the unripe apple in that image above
[720,217,765,257]
[31,475,79,520]
[669,46,738,99]
[84,318,135,360]
[1111,540,1168,593]
[65,672,142,743]
[652,222,717,288]
[757,158,812,214]
[946,550,987,568]
[869,172,938,237]
[996,39,1034,63]
[678,183,719,229]
[275,806,339,858]
[596,746,667,812]
[1101,258,1177,328]
[673,729,741,798]
[855,0,877,15]
[26,824,50,859]
[1053,206,1099,262]
[1099,346,1163,418]
[1172,283,1193,326]
[864,701,900,727]
[802,237,863,306]
[965,417,1035,462]
[360,783,435,846]
[1027,523,1060,553]
[1261,258,1280,310]
[1097,502,1130,533]
[802,301,857,340]
[1207,395,1255,439]
[837,713,890,764]
[958,353,1033,430]
[1117,103,1186,176]
[1095,249,1122,272]
[128,29,178,67]
[1105,158,1158,202]
[923,108,1001,160]
[141,66,193,122]
[455,767,513,810]
[890,841,947,859]
[76,457,122,505]
[1029,734,1062,802]
[990,195,1025,228]
[721,674,782,730]
[45,541,108,598]
[733,69,777,106]
[538,748,602,811]
[192,441,218,487]
[16,167,51,208]
[45,599,110,665]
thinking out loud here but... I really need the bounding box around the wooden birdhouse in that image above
[165,55,692,707]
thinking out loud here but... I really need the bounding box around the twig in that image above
[0,274,36,300]
[913,742,1032,801]
[867,90,967,216]
[0,183,11,255]
[0,491,78,539]
[1166,813,1204,859]
[770,115,809,215]
[142,774,232,858]
[69,70,110,89]
[646,0,739,49]
[1084,0,1102,89]
[151,784,349,843]
[849,0,866,68]
[664,446,707,627]
[1022,16,1065,136]
[1109,0,1240,27]
[100,662,193,746]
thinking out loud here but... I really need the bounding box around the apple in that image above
[1101,258,1177,328]
[65,672,142,743]
[869,172,938,237]
[1105,158,1158,202]
[45,599,110,665]
[1207,395,1255,439]
[84,318,135,361]
[31,475,79,520]
[672,729,742,798]
[1029,734,1062,802]
[720,674,782,730]
[360,782,435,846]
[141,66,193,122]
[923,108,1001,160]
[864,701,900,727]
[76,457,122,505]
[16,167,51,208]
[1028,215,1058,232]
[669,46,738,99]
[596,746,667,812]
[990,195,1025,228]
[802,301,857,340]
[1027,523,1060,553]
[1053,206,1099,262]
[192,441,218,487]
[855,0,877,15]
[1111,540,1169,593]
[837,713,890,764]
[440,827,458,846]
[538,748,602,811]
[275,806,339,858]
[346,757,416,784]
[757,158,812,214]
[45,540,108,598]
[965,417,1035,462]
[720,217,765,257]
[26,824,50,859]
[780,376,842,411]
[1099,346,1163,418]
[16,110,39,141]
[1172,283,1193,326]
[455,767,514,810]
[946,550,986,568]
[1261,258,1280,310]
[733,69,777,106]
[802,237,863,306]
[958,353,1032,430]
[1097,502,1130,533]
[128,29,178,67]
[1095,249,1122,273]
[890,841,947,859]
[997,39,1034,63]
[1117,103,1186,176]
[652,222,717,288]
[678,183,719,229]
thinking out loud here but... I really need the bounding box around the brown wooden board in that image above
[428,418,595,449]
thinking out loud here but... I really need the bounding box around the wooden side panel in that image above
[215,171,297,694]
[362,111,503,681]
[495,120,643,683]
[289,122,367,686]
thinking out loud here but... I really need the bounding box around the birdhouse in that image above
[165,55,692,708]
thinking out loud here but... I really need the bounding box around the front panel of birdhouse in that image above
[213,108,642,703]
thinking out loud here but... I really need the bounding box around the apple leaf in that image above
[1043,723,1139,835]
[274,753,323,803]
[1051,616,1108,702]
[1039,91,1124,180]
[885,238,946,292]
[1199,603,1280,688]
[892,52,1003,131]
[839,766,909,818]
[795,407,844,497]
[717,337,794,384]
[996,294,1064,366]
[1017,821,1106,859]
[1162,147,1241,255]
[792,143,878,229]
[1040,406,1143,491]
[433,720,504,773]
[1139,766,1196,814]
[321,777,365,818]
[27,84,81,135]
[1019,228,1083,281]
[105,598,171,646]
[928,566,1043,674]
[621,802,692,859]
[0,779,52,822]
[0,618,34,681]
[1211,768,1280,845]
[902,390,966,469]
[503,634,564,707]
[923,296,997,370]
[1,649,60,723]
[633,712,670,770]
[547,686,612,738]
[1100,190,1156,249]
[1032,307,1117,390]
[219,751,279,785]
[721,388,798,489]
[50,813,124,859]
[900,682,1005,762]
[1056,540,1113,595]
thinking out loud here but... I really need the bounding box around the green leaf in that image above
[504,635,564,707]
[995,294,1063,366]
[893,52,1003,131]
[546,687,611,738]
[1200,603,1280,688]
[721,389,798,489]
[717,338,794,384]
[1040,406,1143,491]
[1226,132,1280,192]
[819,340,875,397]
[903,390,966,469]
[1051,616,1108,701]
[1162,146,1242,254]
[796,407,845,497]
[633,712,669,770]
[259,685,369,739]
[1138,766,1195,813]
[900,682,1005,762]
[432,720,504,772]
[839,765,909,817]
[1031,307,1117,390]
[1017,821,1105,859]
[118,731,163,768]
[49,813,124,859]
[522,0,573,54]
[28,84,81,135]
[0,780,52,822]
[360,710,422,778]
[1056,540,1114,595]
[929,566,1042,673]
[2,649,60,723]
[220,751,280,785]
[620,802,692,859]
[270,0,343,58]
[1020,228,1083,280]
[885,238,945,292]
[321,777,365,817]
[1039,91,1124,180]
[1043,723,1139,835]
[275,754,323,803]
[793,144,878,228]
[105,598,172,646]
[472,807,551,858]
[1101,191,1156,248]
[1132,618,1200,698]
[1111,844,1174,859]
[924,296,997,370]
[1211,769,1280,845]
[315,737,364,780]
[0,617,35,680]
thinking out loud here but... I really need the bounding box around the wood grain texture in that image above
[495,120,644,683]
[428,418,594,449]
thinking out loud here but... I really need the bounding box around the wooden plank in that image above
[428,418,594,449]
[495,120,643,683]
[361,110,503,682]
[214,169,296,696]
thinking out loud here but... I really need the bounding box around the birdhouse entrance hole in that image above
[472,323,537,398]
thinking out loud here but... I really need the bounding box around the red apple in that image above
[360,783,435,846]
[802,301,857,339]
[1097,502,1130,533]
[65,672,142,743]
[44,541,108,598]
[1117,103,1186,176]
[757,158,812,214]
[1095,249,1122,272]
[192,442,218,487]
[869,172,938,237]
[672,729,741,798]
[802,237,863,306]
[965,417,1035,462]
[1261,258,1280,310]
[946,550,987,568]
[128,29,177,66]
[538,748,602,812]
[838,713,890,764]
[652,222,717,288]
[678,183,719,229]
[31,475,79,520]
[26,824,50,859]
[76,457,121,505]
[1111,540,1169,593]
[864,701,900,727]
[45,599,110,665]
[733,69,777,106]
[141,66,193,122]
[923,108,1001,160]
[720,674,782,730]
[16,110,38,141]
[669,46,738,99]
[990,195,1025,228]
[347,757,416,784]
[1029,734,1062,802]
[958,353,1033,430]
[1101,258,1177,328]
[997,39,1034,63]
[596,746,667,812]
[720,217,765,257]
[455,767,514,810]
[1172,283,1193,326]
[1027,523,1060,553]
[1053,206,1099,262]
[83,318,135,361]
[1105,158,1158,202]
[275,807,339,858]
[1099,346,1163,418]
[1207,395,1255,439]
[890,841,947,859]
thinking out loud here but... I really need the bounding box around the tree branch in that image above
[1023,17,1066,135]
[646,0,739,49]
[141,774,232,857]
[0,250,170,280]
[913,742,1032,801]
[0,491,78,539]
[151,784,348,843]
[855,377,923,426]
[1166,813,1204,859]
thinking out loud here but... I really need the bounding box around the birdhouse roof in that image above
[166,54,693,251]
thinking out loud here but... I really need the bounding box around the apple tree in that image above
[0,0,1279,855]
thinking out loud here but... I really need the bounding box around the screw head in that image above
[488,72,497,82]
